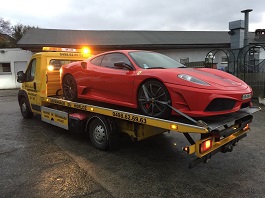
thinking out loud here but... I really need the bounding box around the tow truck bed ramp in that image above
[44,96,260,134]
[43,97,209,133]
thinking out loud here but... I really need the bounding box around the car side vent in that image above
[205,98,236,112]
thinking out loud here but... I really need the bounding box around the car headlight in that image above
[178,74,210,86]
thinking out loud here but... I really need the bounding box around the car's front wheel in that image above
[138,80,171,118]
[62,75,78,101]
[19,97,33,119]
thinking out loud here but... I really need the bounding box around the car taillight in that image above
[200,139,212,153]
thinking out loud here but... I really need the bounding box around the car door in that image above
[91,52,135,106]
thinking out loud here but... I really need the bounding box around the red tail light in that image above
[200,139,212,153]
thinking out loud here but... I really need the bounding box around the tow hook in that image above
[221,142,234,153]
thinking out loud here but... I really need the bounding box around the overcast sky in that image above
[1,0,265,32]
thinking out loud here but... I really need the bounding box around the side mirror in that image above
[81,61,87,69]
[114,61,133,70]
[17,71,26,83]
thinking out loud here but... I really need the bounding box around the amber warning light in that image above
[170,124,178,130]
[43,46,91,54]
[42,47,78,52]
[82,47,90,55]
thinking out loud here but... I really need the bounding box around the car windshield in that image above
[129,51,186,69]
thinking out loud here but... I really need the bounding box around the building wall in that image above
[94,48,227,69]
[0,48,32,89]
[155,48,227,69]
[260,48,265,59]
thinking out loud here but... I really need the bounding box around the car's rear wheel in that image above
[138,80,171,118]
[62,75,78,101]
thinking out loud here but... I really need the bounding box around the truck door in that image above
[23,58,40,112]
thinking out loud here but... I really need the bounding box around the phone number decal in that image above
[112,112,147,124]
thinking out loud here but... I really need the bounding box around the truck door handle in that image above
[34,82,36,90]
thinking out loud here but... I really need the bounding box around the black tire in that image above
[62,75,78,101]
[89,117,110,150]
[19,97,33,119]
[138,80,171,118]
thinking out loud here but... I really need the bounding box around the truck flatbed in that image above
[44,96,260,133]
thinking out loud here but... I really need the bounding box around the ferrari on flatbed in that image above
[61,50,252,118]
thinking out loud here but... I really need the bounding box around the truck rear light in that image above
[243,124,250,131]
[183,146,189,153]
[200,139,212,153]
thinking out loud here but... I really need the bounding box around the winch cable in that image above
[142,84,208,128]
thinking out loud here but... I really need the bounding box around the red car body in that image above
[61,50,252,118]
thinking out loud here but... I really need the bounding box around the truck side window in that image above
[25,59,37,82]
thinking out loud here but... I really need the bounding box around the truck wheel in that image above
[19,97,33,119]
[89,117,110,150]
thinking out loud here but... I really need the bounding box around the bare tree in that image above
[0,18,12,35]
[0,18,14,47]
[1,18,38,47]
[12,23,38,45]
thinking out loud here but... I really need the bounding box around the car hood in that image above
[180,68,244,87]
[140,68,250,90]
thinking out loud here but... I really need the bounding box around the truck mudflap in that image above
[182,106,261,168]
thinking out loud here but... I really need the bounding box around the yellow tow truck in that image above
[17,47,260,168]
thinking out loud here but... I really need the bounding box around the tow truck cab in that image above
[17,47,261,168]
[17,47,91,116]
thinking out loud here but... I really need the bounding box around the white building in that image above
[0,48,32,89]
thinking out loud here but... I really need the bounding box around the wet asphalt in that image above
[0,89,265,198]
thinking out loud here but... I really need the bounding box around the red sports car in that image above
[61,50,252,118]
